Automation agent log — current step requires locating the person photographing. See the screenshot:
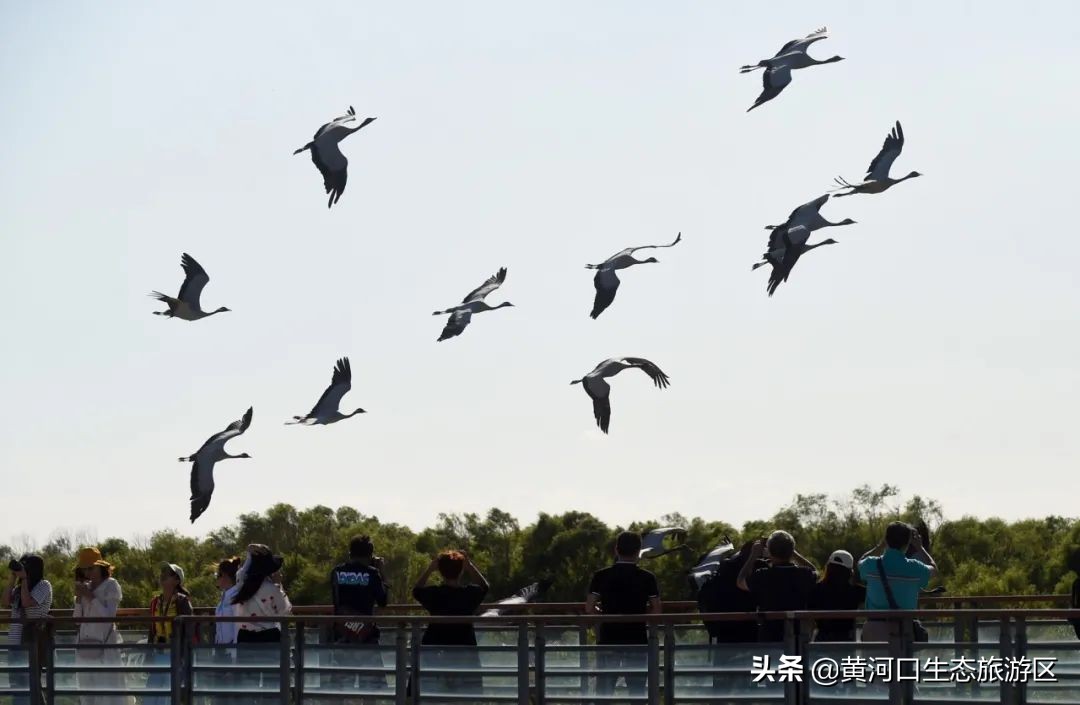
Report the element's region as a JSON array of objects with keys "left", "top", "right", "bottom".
[
  {"left": 2, "top": 555, "right": 53, "bottom": 705},
  {"left": 735, "top": 531, "right": 818, "bottom": 642}
]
